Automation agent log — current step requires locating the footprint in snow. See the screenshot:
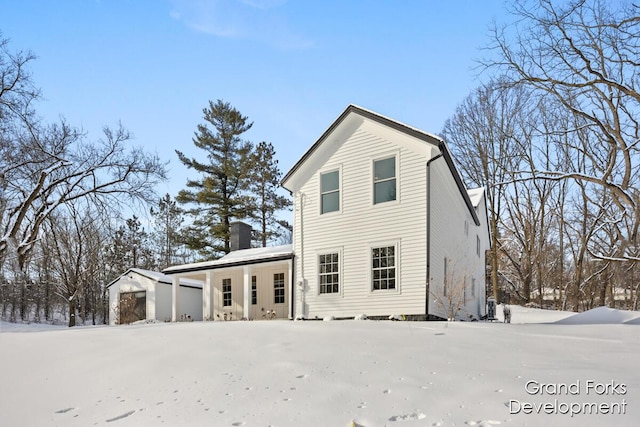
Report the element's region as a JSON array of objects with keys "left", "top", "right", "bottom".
[
  {"left": 465, "top": 421, "right": 502, "bottom": 426},
  {"left": 388, "top": 412, "right": 427, "bottom": 421},
  {"left": 55, "top": 407, "right": 75, "bottom": 414},
  {"left": 106, "top": 410, "right": 135, "bottom": 423}
]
